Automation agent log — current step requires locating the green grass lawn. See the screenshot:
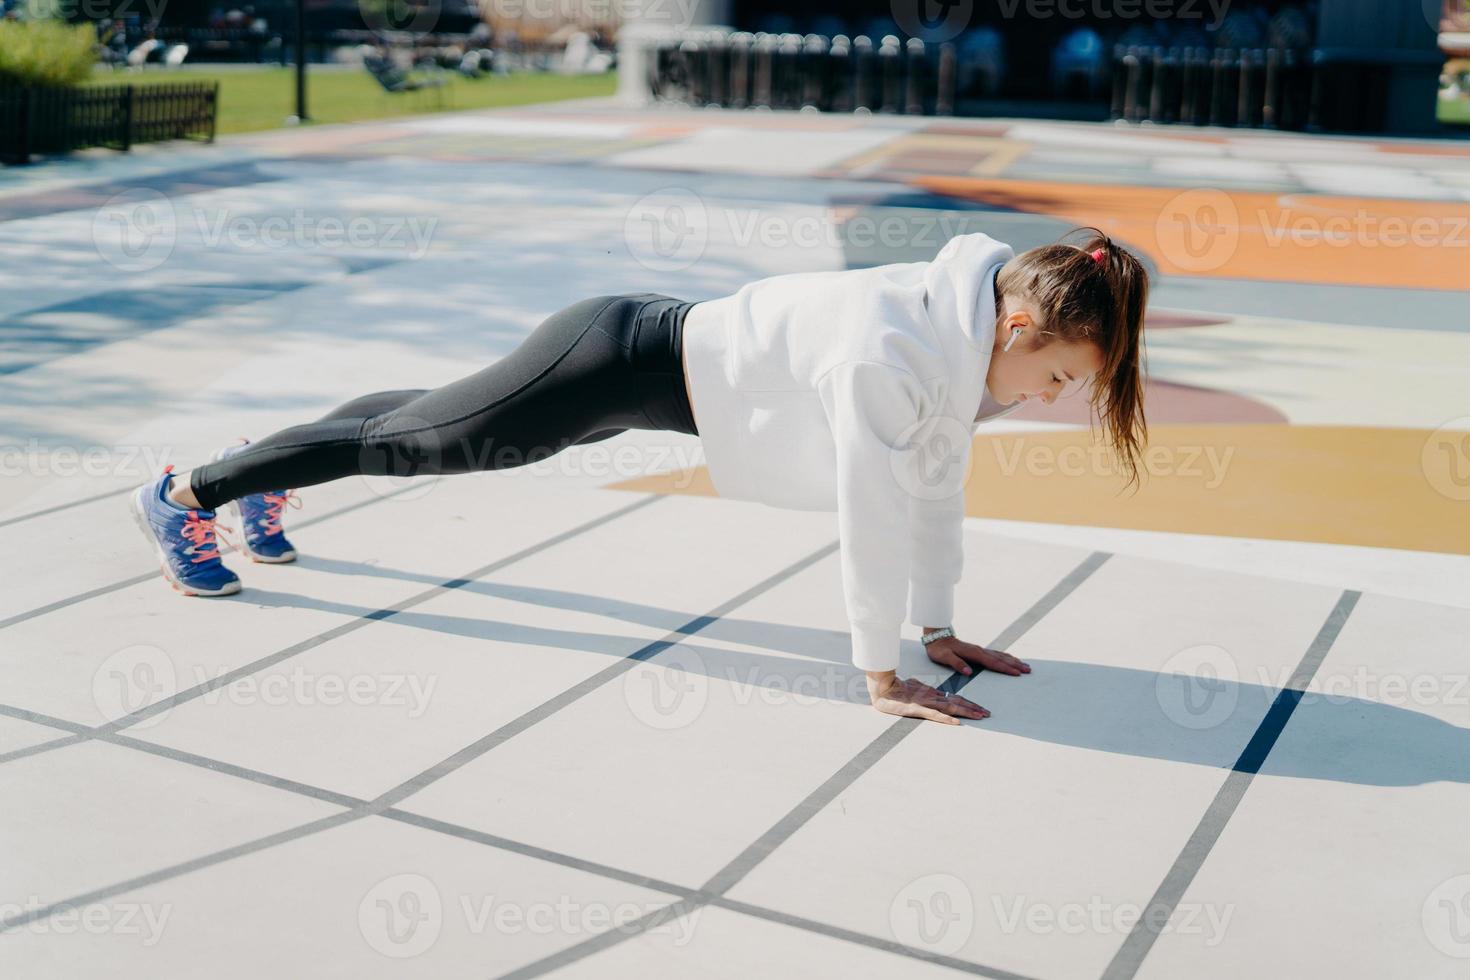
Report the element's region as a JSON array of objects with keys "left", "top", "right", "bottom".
[
  {"left": 1439, "top": 93, "right": 1470, "bottom": 126},
  {"left": 87, "top": 65, "right": 616, "bottom": 135}
]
